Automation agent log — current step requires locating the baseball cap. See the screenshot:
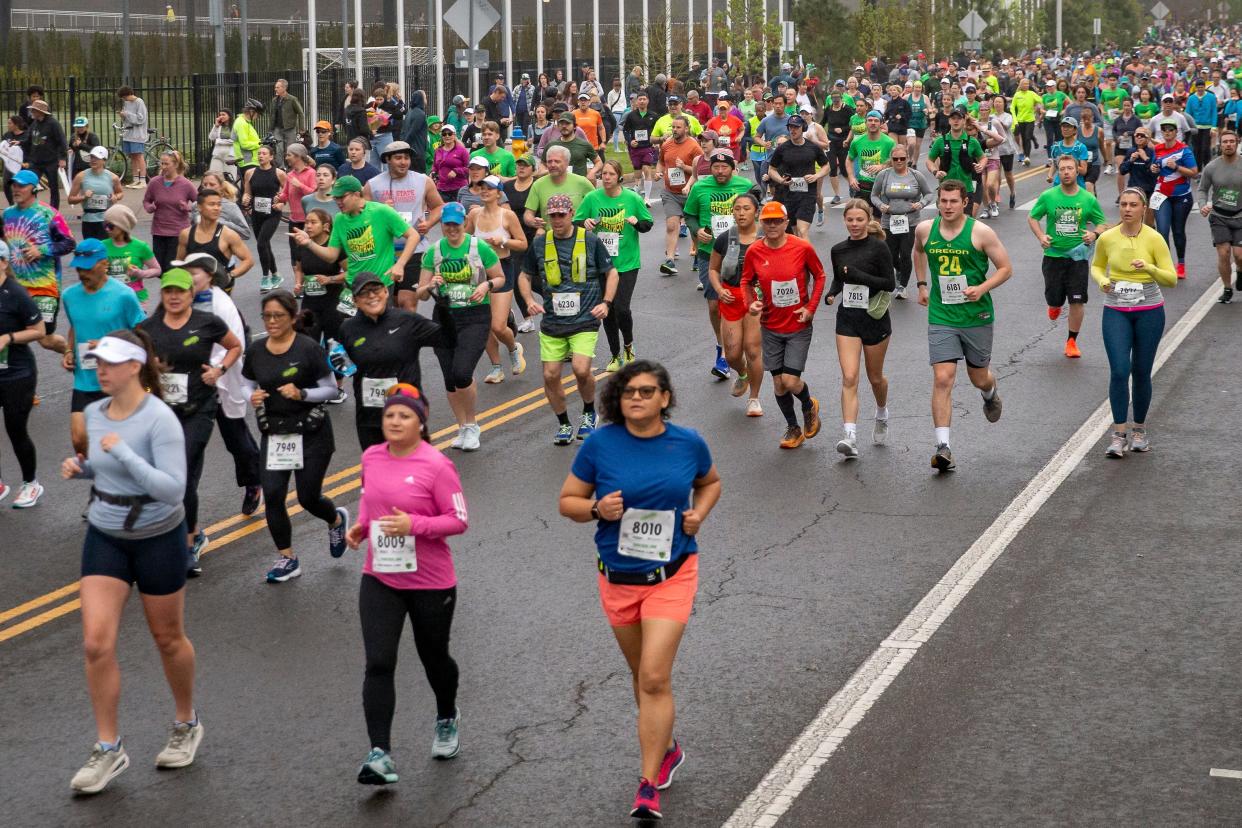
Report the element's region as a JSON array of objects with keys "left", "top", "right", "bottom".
[
  {"left": 468, "top": 155, "right": 491, "bottom": 168},
  {"left": 1046, "top": 79, "right": 1056, "bottom": 86},
  {"left": 787, "top": 114, "right": 807, "bottom": 129},
  {"left": 1159, "top": 117, "right": 1178, "bottom": 129},
  {"left": 546, "top": 193, "right": 574, "bottom": 215},
  {"left": 577, "top": 92, "right": 591, "bottom": 100},
  {"left": 171, "top": 252, "right": 221, "bottom": 282},
  {"left": 1060, "top": 116, "right": 1079, "bottom": 129},
  {"left": 708, "top": 149, "right": 736, "bottom": 167},
  {"left": 72, "top": 116, "right": 89, "bottom": 128},
  {"left": 521, "top": 73, "right": 530, "bottom": 80},
  {"left": 160, "top": 268, "right": 194, "bottom": 291},
  {"left": 481, "top": 175, "right": 503, "bottom": 189},
  {"left": 556, "top": 111, "right": 575, "bottom": 124},
  {"left": 329, "top": 176, "right": 363, "bottom": 197},
  {"left": 351, "top": 272, "right": 388, "bottom": 294},
  {"left": 70, "top": 238, "right": 109, "bottom": 269},
  {"left": 1161, "top": 93, "right": 1175, "bottom": 101},
  {"left": 88, "top": 146, "right": 109, "bottom": 160},
  {"left": 314, "top": 120, "right": 332, "bottom": 131},
  {"left": 941, "top": 78, "right": 952, "bottom": 85},
  {"left": 441, "top": 202, "right": 467, "bottom": 224},
  {"left": 11, "top": 169, "right": 39, "bottom": 188},
  {"left": 759, "top": 201, "right": 788, "bottom": 220},
  {"left": 515, "top": 153, "right": 536, "bottom": 167},
  {"left": 668, "top": 95, "right": 683, "bottom": 104},
  {"left": 439, "top": 124, "right": 457, "bottom": 134},
  {"left": 86, "top": 336, "right": 148, "bottom": 366},
  {"left": 699, "top": 129, "right": 720, "bottom": 143},
  {"left": 949, "top": 106, "right": 968, "bottom": 118}
]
